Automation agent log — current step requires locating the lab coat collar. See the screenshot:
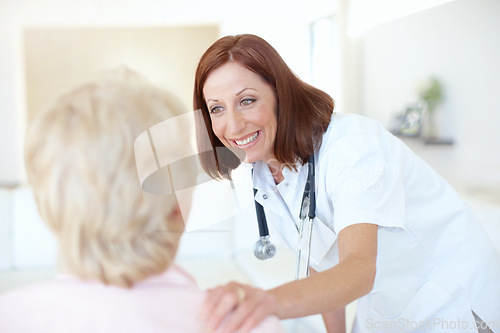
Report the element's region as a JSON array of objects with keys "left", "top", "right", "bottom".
[
  {"left": 252, "top": 160, "right": 306, "bottom": 192},
  {"left": 251, "top": 160, "right": 276, "bottom": 192},
  {"left": 252, "top": 161, "right": 294, "bottom": 221}
]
